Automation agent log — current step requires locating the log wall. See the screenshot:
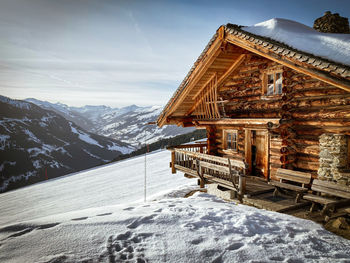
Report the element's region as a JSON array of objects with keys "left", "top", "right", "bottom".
[{"left": 208, "top": 55, "right": 350, "bottom": 181}]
